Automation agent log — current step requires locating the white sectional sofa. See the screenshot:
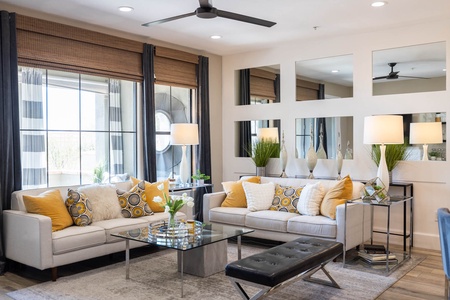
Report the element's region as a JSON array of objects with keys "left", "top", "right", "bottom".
[
  {"left": 203, "top": 176, "right": 370, "bottom": 252},
  {"left": 3, "top": 181, "right": 191, "bottom": 280}
]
